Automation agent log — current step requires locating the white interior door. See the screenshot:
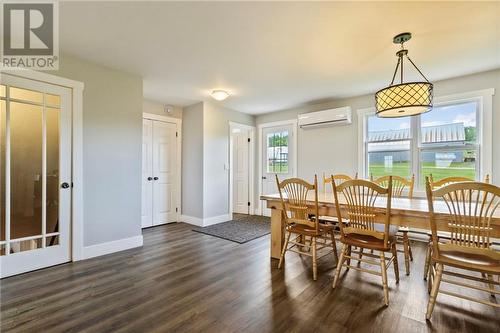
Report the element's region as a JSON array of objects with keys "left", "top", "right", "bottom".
[
  {"left": 0, "top": 74, "right": 72, "bottom": 278},
  {"left": 152, "top": 121, "right": 177, "bottom": 225},
  {"left": 141, "top": 119, "right": 153, "bottom": 228},
  {"left": 261, "top": 125, "right": 295, "bottom": 216},
  {"left": 233, "top": 129, "right": 250, "bottom": 214}
]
